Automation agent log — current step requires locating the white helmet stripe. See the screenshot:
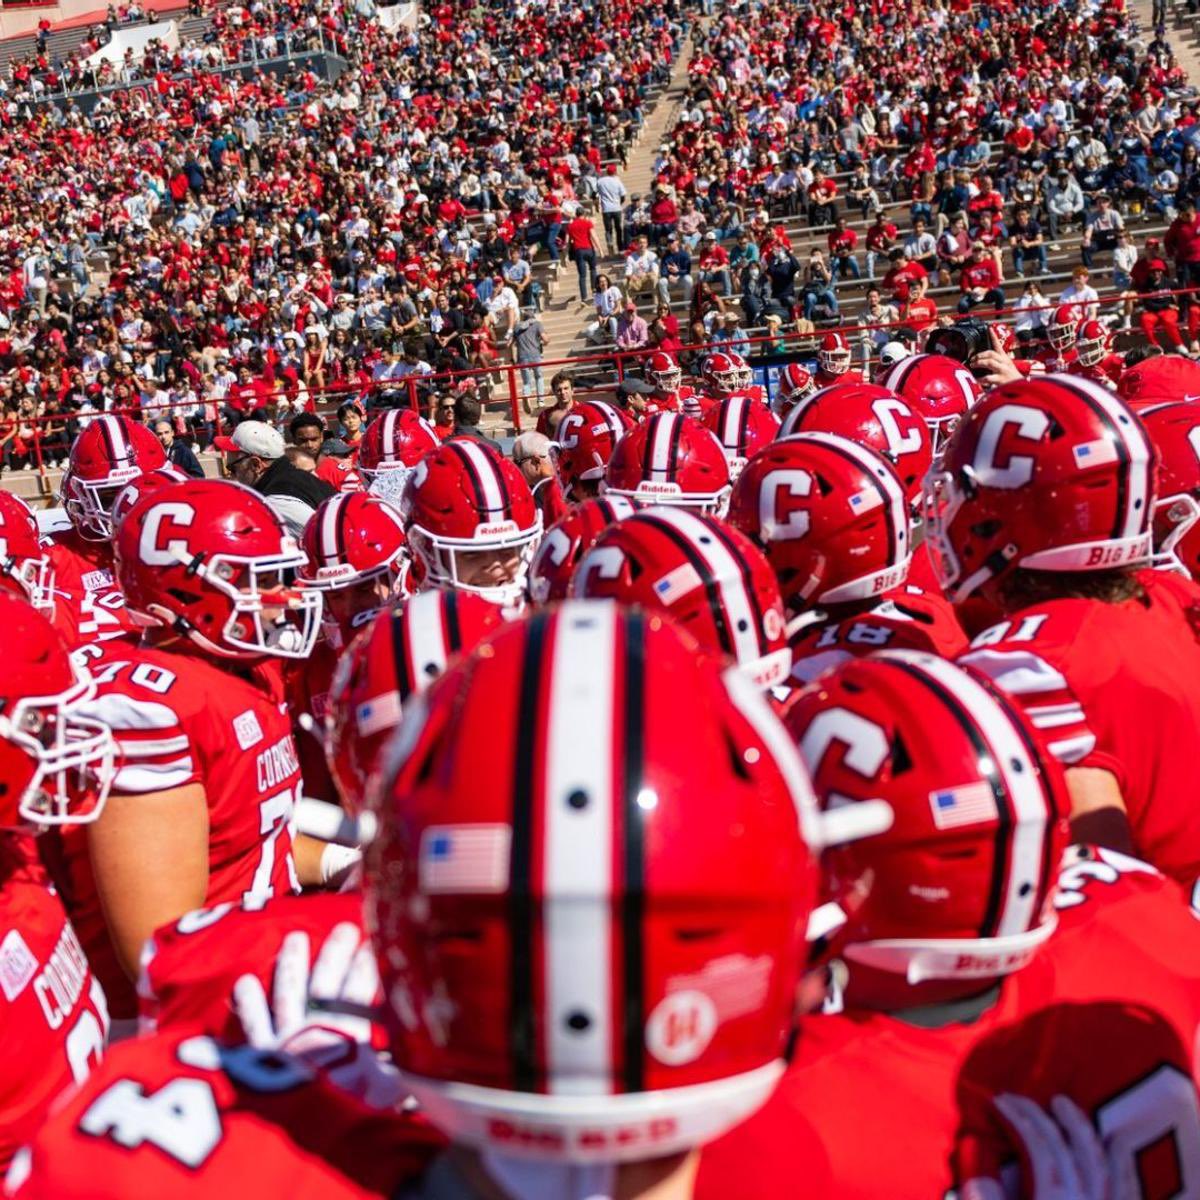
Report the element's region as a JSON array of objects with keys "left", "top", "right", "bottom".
[
  {"left": 791, "top": 431, "right": 909, "bottom": 557},
  {"left": 403, "top": 591, "right": 452, "bottom": 690},
  {"left": 382, "top": 409, "right": 400, "bottom": 460},
  {"left": 99, "top": 415, "right": 131, "bottom": 466},
  {"left": 646, "top": 506, "right": 761, "bottom": 667},
  {"left": 1049, "top": 374, "right": 1154, "bottom": 542},
  {"left": 882, "top": 651, "right": 1052, "bottom": 937},
  {"left": 648, "top": 413, "right": 679, "bottom": 480},
  {"left": 318, "top": 494, "right": 348, "bottom": 564},
  {"left": 594, "top": 402, "right": 624, "bottom": 440},
  {"left": 454, "top": 440, "right": 507, "bottom": 516},
  {"left": 721, "top": 396, "right": 749, "bottom": 453},
  {"left": 542, "top": 600, "right": 616, "bottom": 1095}
]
